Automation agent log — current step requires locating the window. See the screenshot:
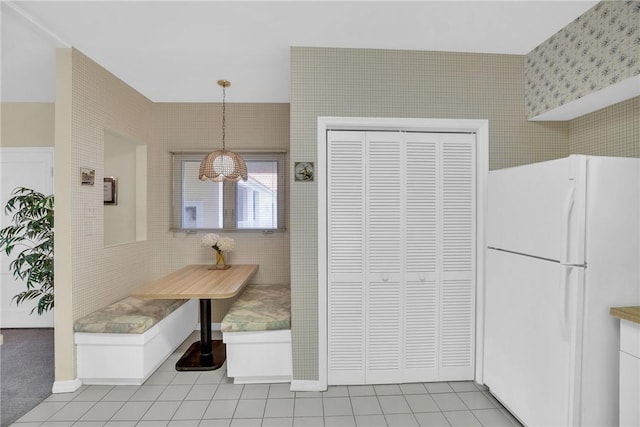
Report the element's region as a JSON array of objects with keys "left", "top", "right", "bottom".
[{"left": 172, "top": 152, "right": 286, "bottom": 231}]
